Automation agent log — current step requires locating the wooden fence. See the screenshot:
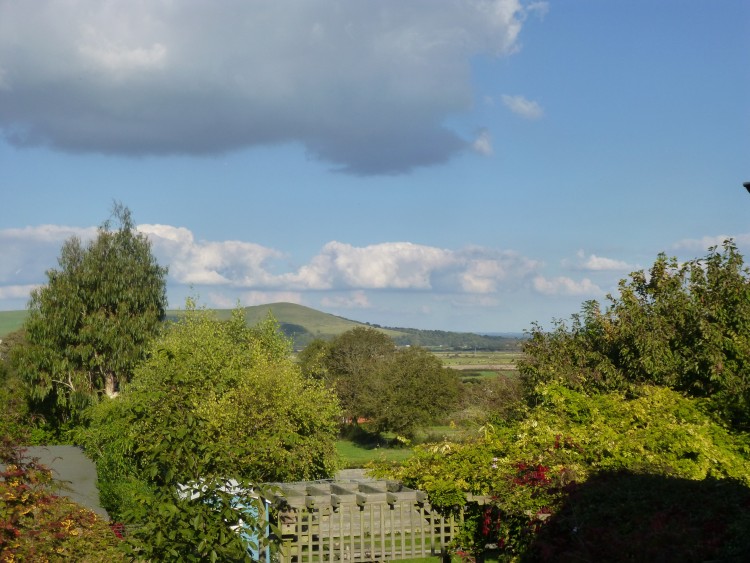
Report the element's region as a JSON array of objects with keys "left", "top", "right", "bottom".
[{"left": 272, "top": 478, "right": 458, "bottom": 562}]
